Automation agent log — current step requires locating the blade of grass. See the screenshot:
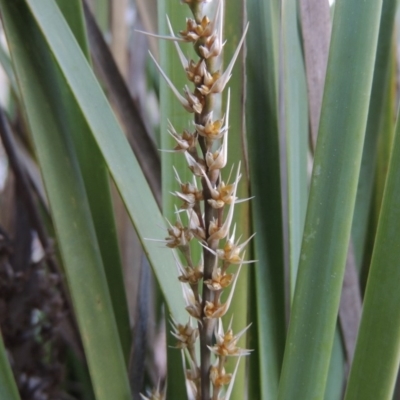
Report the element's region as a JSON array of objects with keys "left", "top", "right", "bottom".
[
  {"left": 277, "top": 0, "right": 383, "bottom": 398},
  {"left": 324, "top": 330, "right": 345, "bottom": 400},
  {"left": 0, "top": 332, "right": 20, "bottom": 400},
  {"left": 281, "top": 0, "right": 308, "bottom": 300},
  {"left": 359, "top": 62, "right": 396, "bottom": 291},
  {"left": 222, "top": 0, "right": 250, "bottom": 397},
  {"left": 351, "top": 0, "right": 397, "bottom": 272},
  {"left": 56, "top": 0, "right": 131, "bottom": 362},
  {"left": 0, "top": 1, "right": 132, "bottom": 398},
  {"left": 166, "top": 329, "right": 187, "bottom": 400},
  {"left": 246, "top": 266, "right": 261, "bottom": 400},
  {"left": 297, "top": 2, "right": 347, "bottom": 392},
  {"left": 55, "top": 0, "right": 89, "bottom": 54},
  {"left": 372, "top": 47, "right": 396, "bottom": 235},
  {"left": 344, "top": 85, "right": 400, "bottom": 400},
  {"left": 18, "top": 0, "right": 186, "bottom": 322},
  {"left": 246, "top": 0, "right": 286, "bottom": 398}
]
